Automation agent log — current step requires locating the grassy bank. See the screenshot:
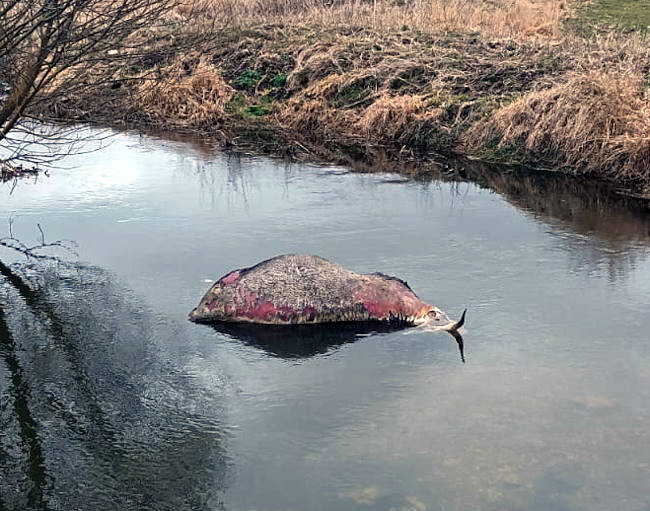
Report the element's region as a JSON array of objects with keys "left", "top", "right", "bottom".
[
  {"left": 38, "top": 0, "right": 650, "bottom": 196},
  {"left": 568, "top": 0, "right": 650, "bottom": 34}
]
